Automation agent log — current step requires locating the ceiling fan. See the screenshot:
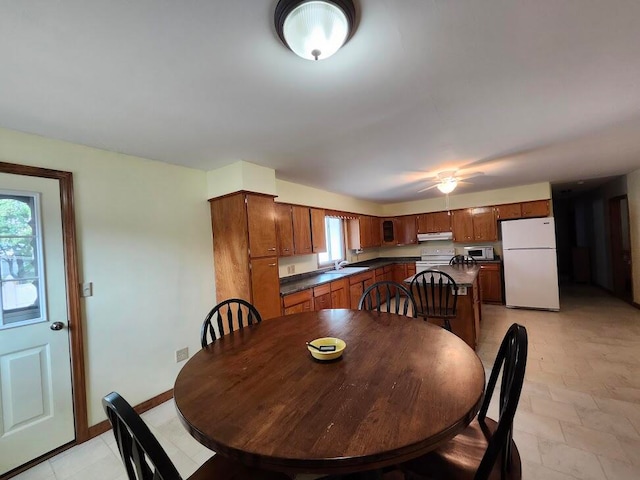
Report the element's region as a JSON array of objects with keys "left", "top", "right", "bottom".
[{"left": 417, "top": 170, "right": 484, "bottom": 194}]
